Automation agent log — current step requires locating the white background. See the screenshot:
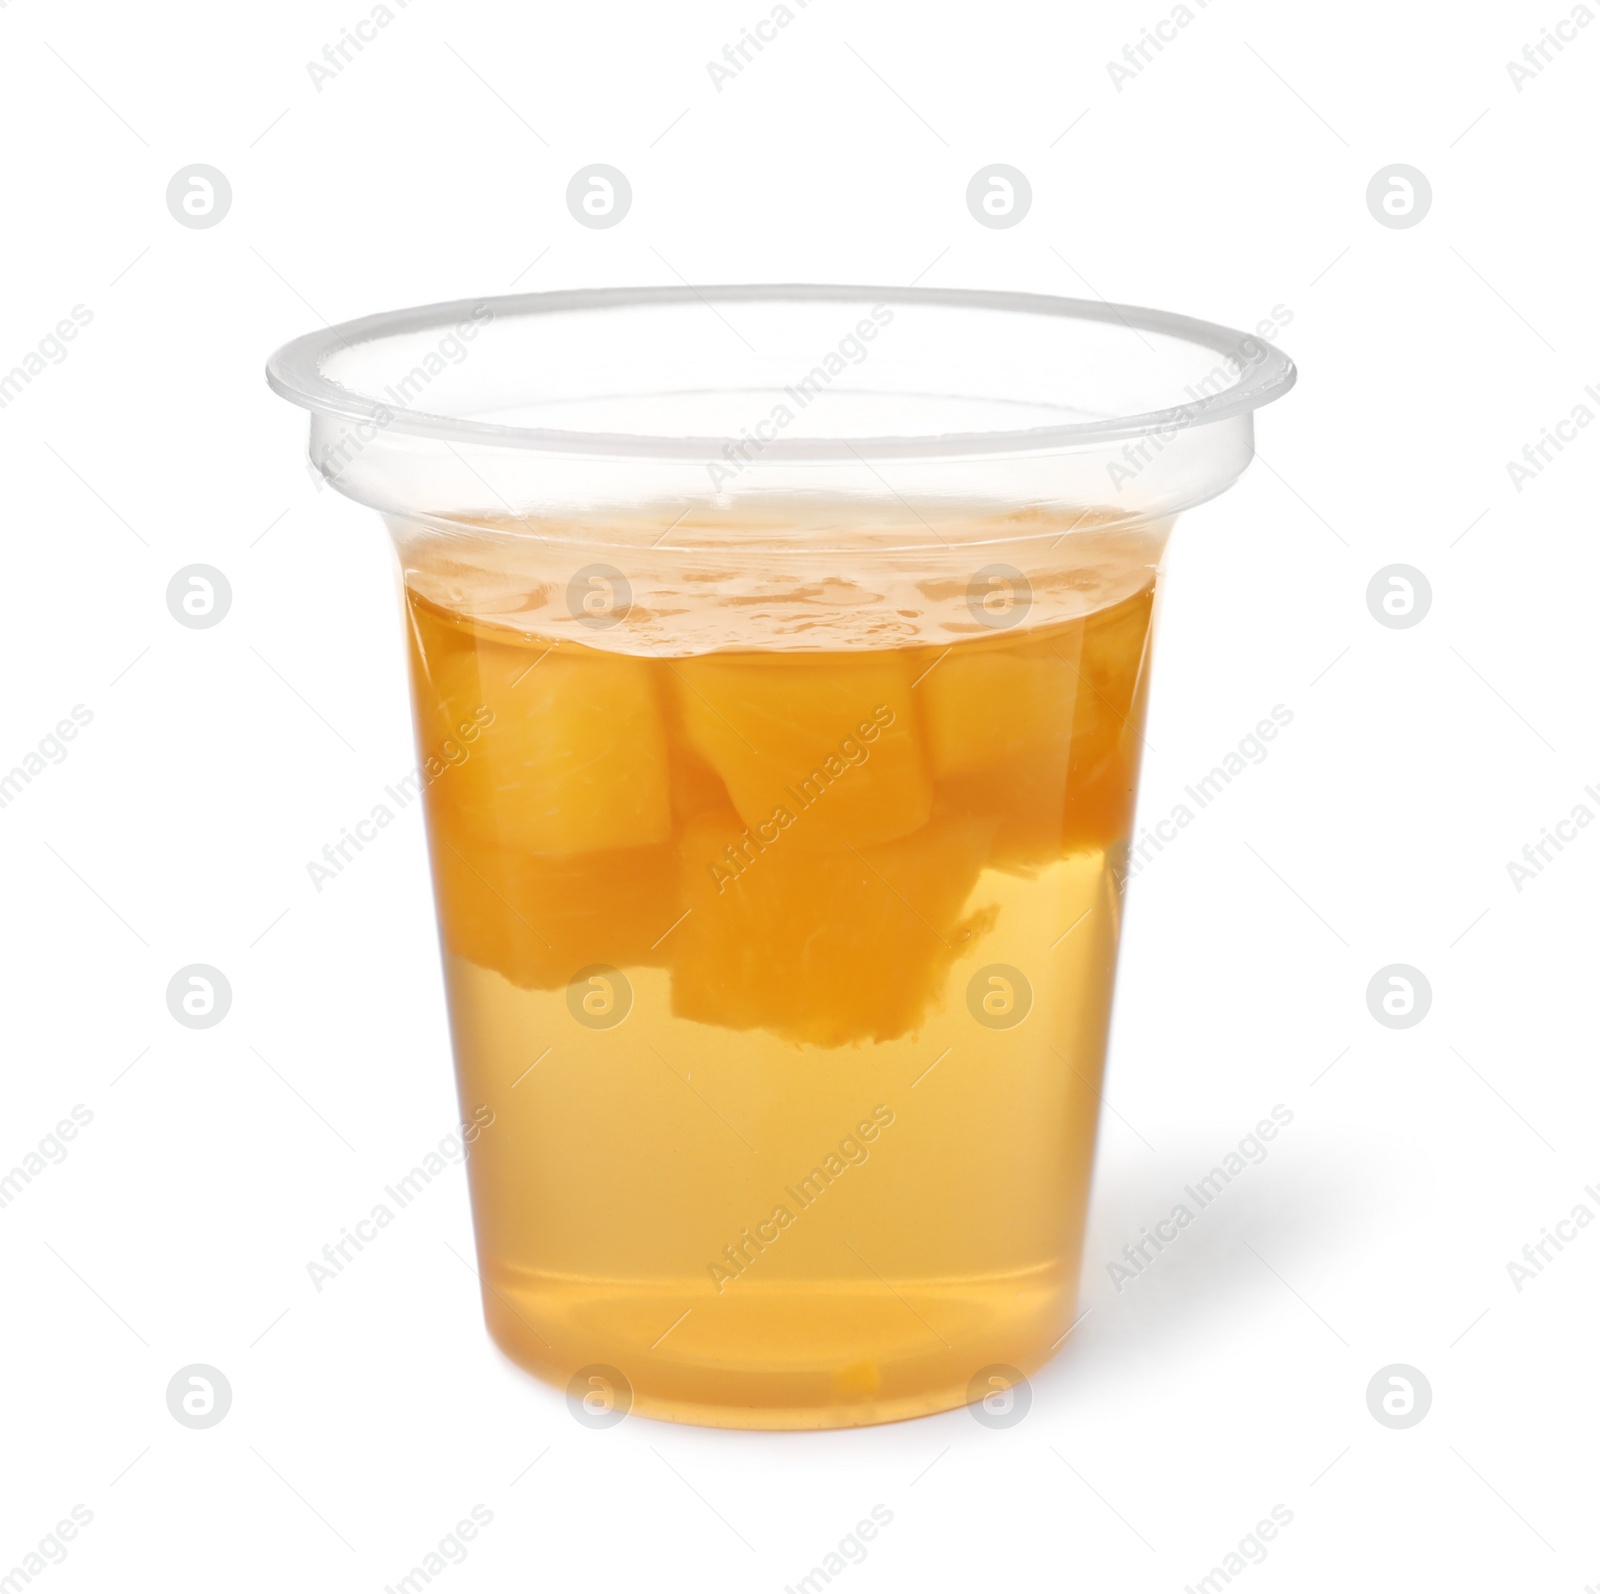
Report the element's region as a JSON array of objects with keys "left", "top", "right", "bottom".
[{"left": 2, "top": 0, "right": 1597, "bottom": 1589}]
